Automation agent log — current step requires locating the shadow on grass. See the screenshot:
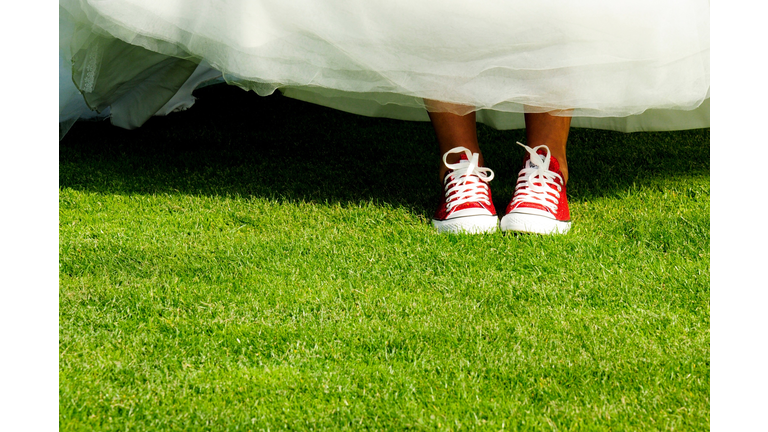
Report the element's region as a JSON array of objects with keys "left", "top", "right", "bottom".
[{"left": 60, "top": 84, "right": 710, "bottom": 218}]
